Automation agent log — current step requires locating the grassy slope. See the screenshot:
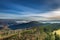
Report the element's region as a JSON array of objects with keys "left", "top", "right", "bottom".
[
  {"left": 0, "top": 26, "right": 60, "bottom": 40},
  {"left": 53, "top": 29, "right": 60, "bottom": 35}
]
